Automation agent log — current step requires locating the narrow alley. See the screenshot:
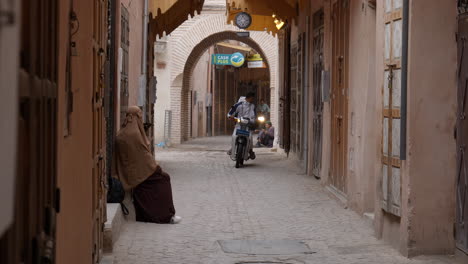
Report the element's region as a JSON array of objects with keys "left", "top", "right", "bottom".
[
  {"left": 111, "top": 137, "right": 456, "bottom": 264},
  {"left": 2, "top": 0, "right": 468, "bottom": 263}
]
